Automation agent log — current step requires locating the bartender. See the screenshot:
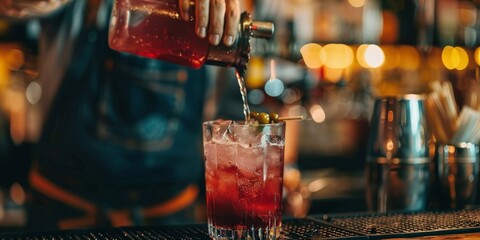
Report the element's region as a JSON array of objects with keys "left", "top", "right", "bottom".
[{"left": 0, "top": 0, "right": 241, "bottom": 230}]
